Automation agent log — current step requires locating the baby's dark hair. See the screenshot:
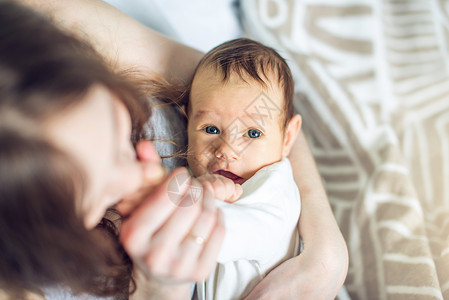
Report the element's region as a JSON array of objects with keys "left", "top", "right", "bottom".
[{"left": 193, "top": 38, "right": 295, "bottom": 129}]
